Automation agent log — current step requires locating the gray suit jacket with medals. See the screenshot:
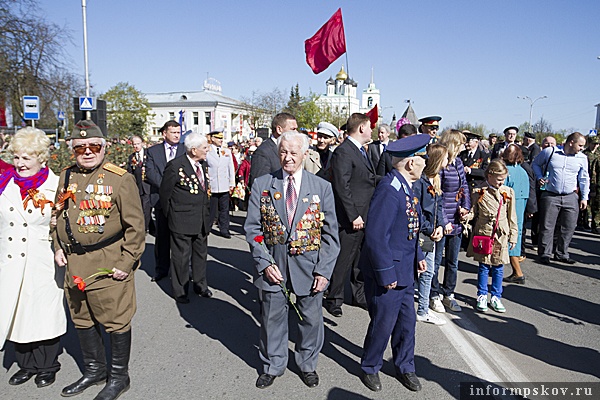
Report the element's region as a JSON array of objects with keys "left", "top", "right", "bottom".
[{"left": 245, "top": 169, "right": 340, "bottom": 296}]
